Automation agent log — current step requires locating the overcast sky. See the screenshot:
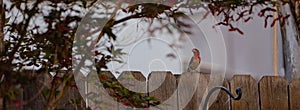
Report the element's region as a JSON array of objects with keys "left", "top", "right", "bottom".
[
  {"left": 104, "top": 6, "right": 284, "bottom": 80},
  {"left": 5, "top": 0, "right": 283, "bottom": 80}
]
